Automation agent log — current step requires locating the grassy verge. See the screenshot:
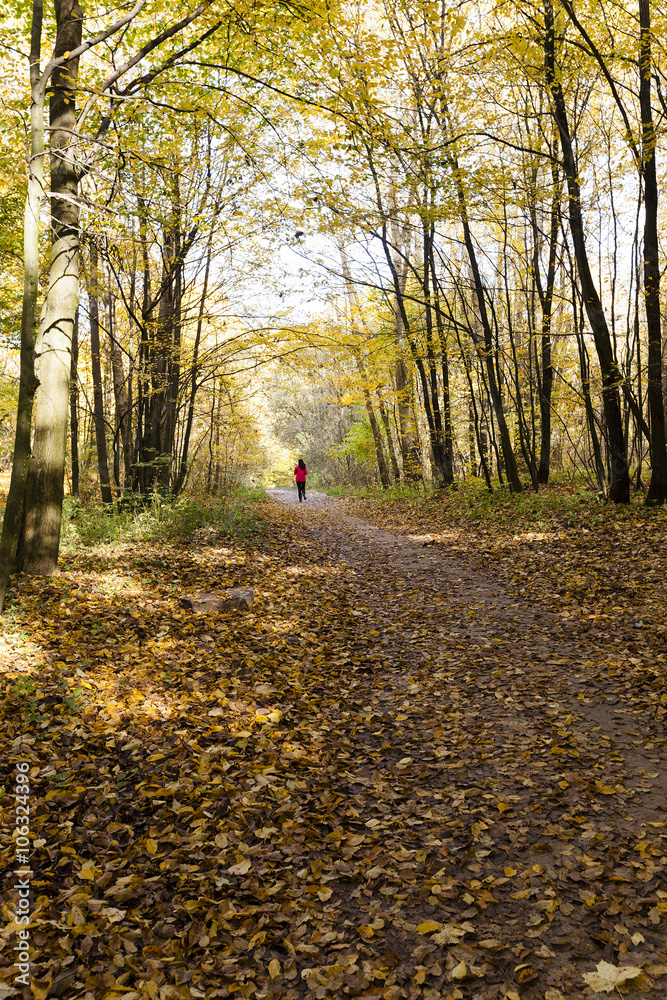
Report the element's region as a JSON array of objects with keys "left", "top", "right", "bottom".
[
  {"left": 326, "top": 476, "right": 667, "bottom": 531},
  {"left": 60, "top": 486, "right": 270, "bottom": 551}
]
